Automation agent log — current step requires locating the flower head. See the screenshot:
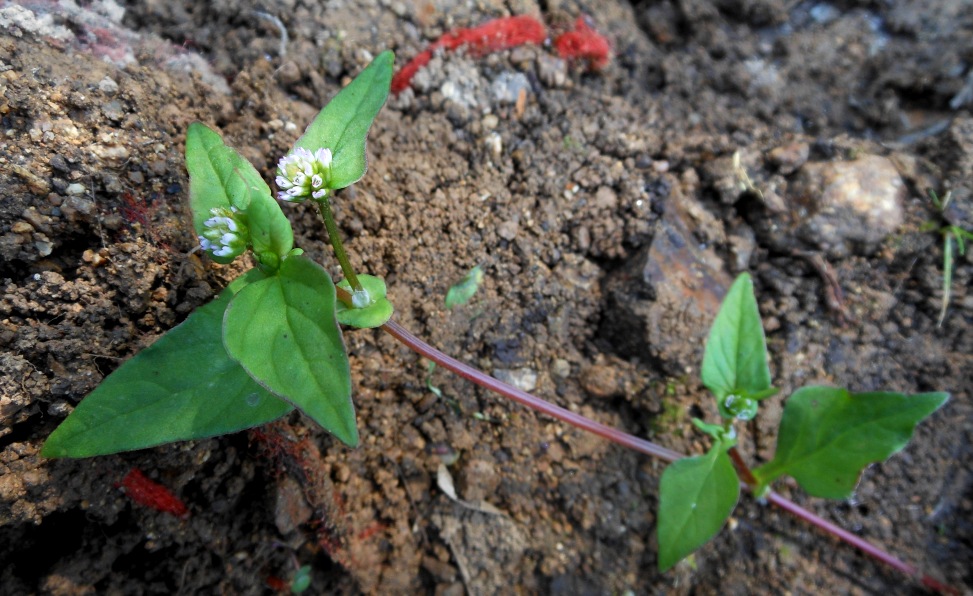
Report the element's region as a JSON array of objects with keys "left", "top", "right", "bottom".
[
  {"left": 199, "top": 206, "right": 249, "bottom": 259},
  {"left": 275, "top": 147, "right": 333, "bottom": 202}
]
